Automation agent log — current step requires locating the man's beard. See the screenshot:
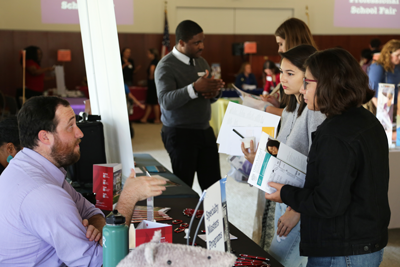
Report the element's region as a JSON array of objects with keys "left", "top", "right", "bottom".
[{"left": 50, "top": 134, "right": 81, "bottom": 168}]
